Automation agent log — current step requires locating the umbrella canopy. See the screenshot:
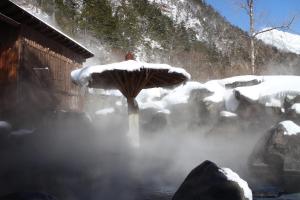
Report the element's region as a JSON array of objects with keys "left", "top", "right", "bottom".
[{"left": 71, "top": 60, "right": 190, "bottom": 99}]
